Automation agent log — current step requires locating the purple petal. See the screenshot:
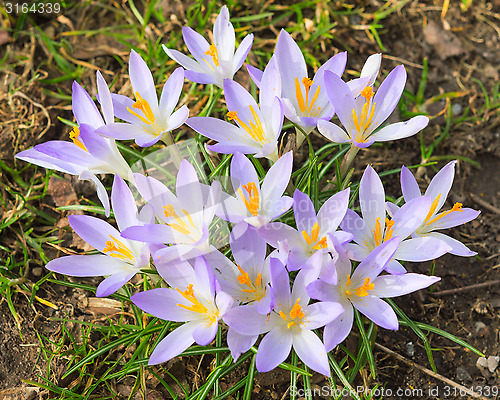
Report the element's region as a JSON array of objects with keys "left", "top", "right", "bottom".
[
  {"left": 46, "top": 254, "right": 127, "bottom": 277},
  {"left": 323, "top": 301, "right": 353, "bottom": 351},
  {"left": 293, "top": 189, "right": 317, "bottom": 234},
  {"left": 233, "top": 34, "right": 254, "bottom": 74},
  {"left": 68, "top": 214, "right": 120, "bottom": 252},
  {"left": 15, "top": 146, "right": 84, "bottom": 175},
  {"left": 96, "top": 71, "right": 114, "bottom": 125},
  {"left": 359, "top": 165, "right": 386, "bottom": 230},
  {"left": 307, "top": 280, "right": 341, "bottom": 303},
  {"left": 400, "top": 166, "right": 421, "bottom": 202},
  {"left": 293, "top": 329, "right": 330, "bottom": 376},
  {"left": 227, "top": 329, "right": 257, "bottom": 361},
  {"left": 270, "top": 257, "right": 292, "bottom": 310},
  {"left": 351, "top": 295, "right": 398, "bottom": 330},
  {"left": 79, "top": 171, "right": 111, "bottom": 217},
  {"left": 224, "top": 304, "right": 270, "bottom": 335},
  {"left": 148, "top": 321, "right": 197, "bottom": 365},
  {"left": 317, "top": 120, "right": 351, "bottom": 143},
  {"left": 317, "top": 188, "right": 350, "bottom": 233},
  {"left": 223, "top": 79, "right": 262, "bottom": 130},
  {"left": 246, "top": 64, "right": 263, "bottom": 88},
  {"left": 426, "top": 231, "right": 476, "bottom": 257},
  {"left": 372, "top": 273, "right": 440, "bottom": 298},
  {"left": 391, "top": 196, "right": 432, "bottom": 239},
  {"left": 384, "top": 259, "right": 407, "bottom": 275},
  {"left": 131, "top": 288, "right": 194, "bottom": 321},
  {"left": 359, "top": 53, "right": 381, "bottom": 86},
  {"left": 424, "top": 161, "right": 456, "bottom": 212},
  {"left": 340, "top": 209, "right": 371, "bottom": 246},
  {"left": 230, "top": 223, "right": 266, "bottom": 270},
  {"left": 303, "top": 301, "right": 344, "bottom": 330},
  {"left": 163, "top": 45, "right": 205, "bottom": 73},
  {"left": 96, "top": 271, "right": 136, "bottom": 297},
  {"left": 182, "top": 26, "right": 211, "bottom": 64},
  {"left": 261, "top": 151, "right": 293, "bottom": 208},
  {"left": 176, "top": 159, "right": 203, "bottom": 214},
  {"left": 256, "top": 328, "right": 293, "bottom": 373},
  {"left": 111, "top": 175, "right": 138, "bottom": 231},
  {"left": 129, "top": 50, "right": 158, "bottom": 114},
  {"left": 187, "top": 117, "right": 246, "bottom": 143},
  {"left": 159, "top": 67, "right": 185, "bottom": 116},
  {"left": 372, "top": 115, "right": 429, "bottom": 142},
  {"left": 371, "top": 65, "right": 406, "bottom": 127},
  {"left": 323, "top": 70, "right": 356, "bottom": 133},
  {"left": 395, "top": 236, "right": 450, "bottom": 261},
  {"left": 71, "top": 81, "right": 104, "bottom": 129},
  {"left": 351, "top": 237, "right": 400, "bottom": 283},
  {"left": 427, "top": 208, "right": 480, "bottom": 230},
  {"left": 184, "top": 70, "right": 219, "bottom": 85},
  {"left": 193, "top": 320, "right": 218, "bottom": 346},
  {"left": 121, "top": 224, "right": 175, "bottom": 244}
]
